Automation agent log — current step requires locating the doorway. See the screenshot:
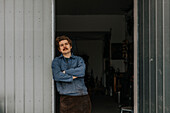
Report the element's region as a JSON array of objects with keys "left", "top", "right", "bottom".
[{"left": 54, "top": 0, "right": 134, "bottom": 113}]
